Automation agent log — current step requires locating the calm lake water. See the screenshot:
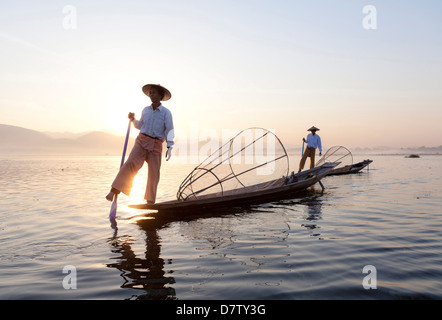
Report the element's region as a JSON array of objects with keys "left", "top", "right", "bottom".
[{"left": 1, "top": 154, "right": 441, "bottom": 300}]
